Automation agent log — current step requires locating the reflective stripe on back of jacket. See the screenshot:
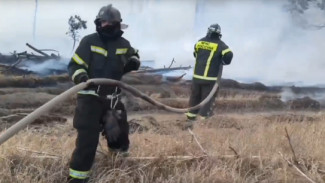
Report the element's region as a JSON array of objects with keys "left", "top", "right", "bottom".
[{"left": 193, "top": 36, "right": 231, "bottom": 83}]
